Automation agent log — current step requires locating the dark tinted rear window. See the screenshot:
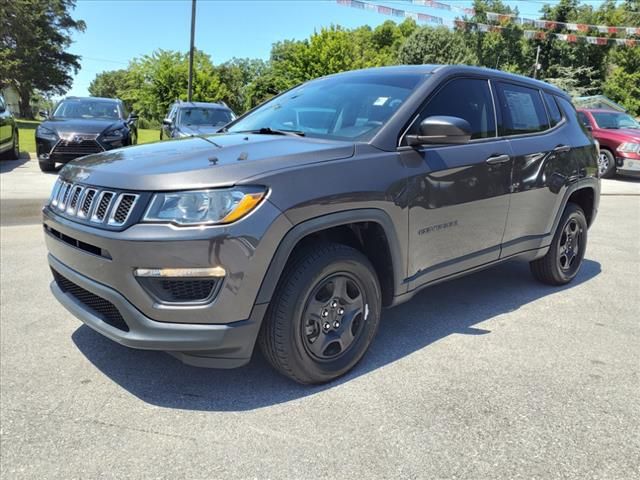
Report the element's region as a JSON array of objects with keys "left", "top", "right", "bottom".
[
  {"left": 577, "top": 111, "right": 590, "bottom": 127},
  {"left": 496, "top": 83, "right": 549, "bottom": 135},
  {"left": 544, "top": 92, "right": 563, "bottom": 127},
  {"left": 413, "top": 78, "right": 496, "bottom": 140}
]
